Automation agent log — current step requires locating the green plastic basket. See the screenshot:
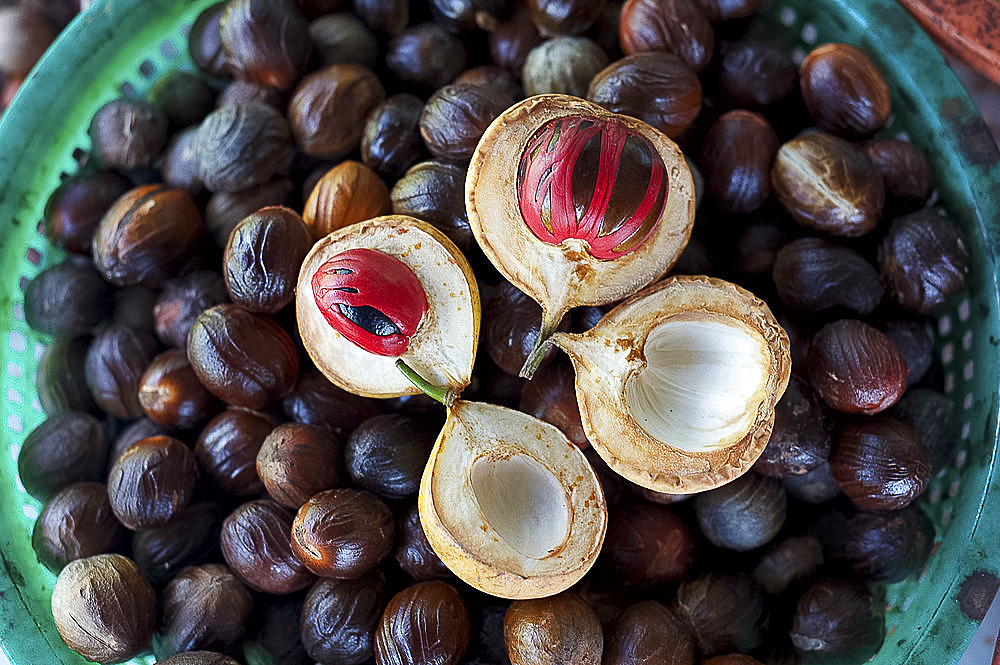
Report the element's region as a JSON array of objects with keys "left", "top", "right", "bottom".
[{"left": 1, "top": 0, "right": 998, "bottom": 663}]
